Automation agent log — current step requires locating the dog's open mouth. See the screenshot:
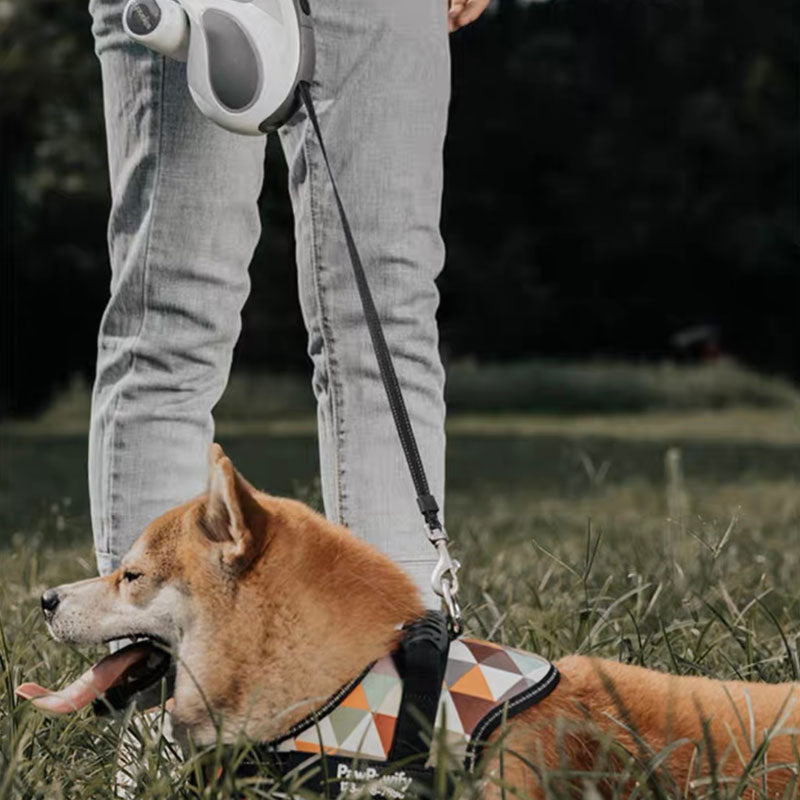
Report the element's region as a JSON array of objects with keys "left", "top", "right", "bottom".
[{"left": 15, "top": 638, "right": 172, "bottom": 716}]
